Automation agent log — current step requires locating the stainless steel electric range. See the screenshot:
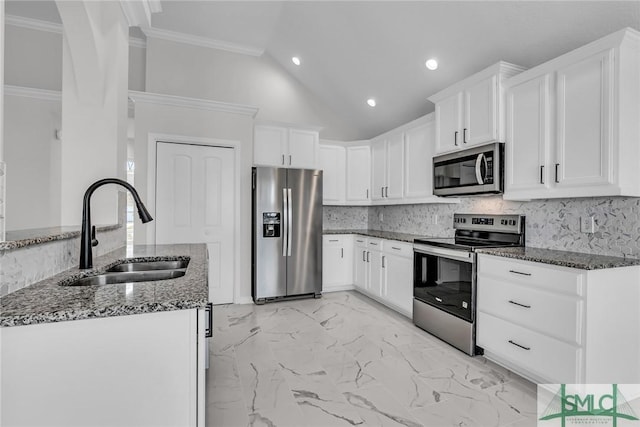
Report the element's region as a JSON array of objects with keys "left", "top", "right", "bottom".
[{"left": 413, "top": 213, "right": 525, "bottom": 356}]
